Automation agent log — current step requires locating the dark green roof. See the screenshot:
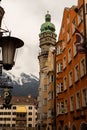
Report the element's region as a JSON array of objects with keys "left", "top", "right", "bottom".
[{"left": 40, "top": 11, "right": 55, "bottom": 33}]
